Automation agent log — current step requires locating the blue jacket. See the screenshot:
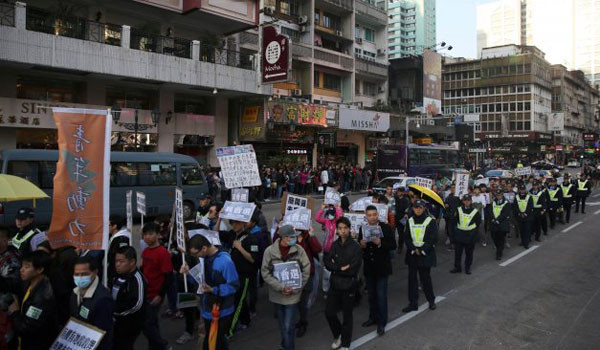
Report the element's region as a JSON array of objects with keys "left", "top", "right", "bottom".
[{"left": 200, "top": 250, "right": 239, "bottom": 320}]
